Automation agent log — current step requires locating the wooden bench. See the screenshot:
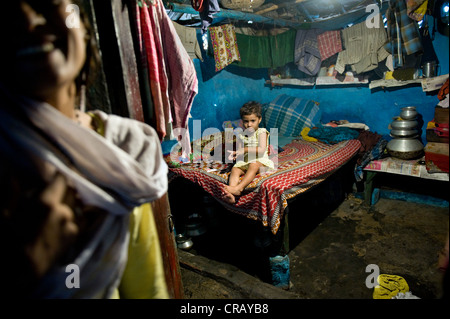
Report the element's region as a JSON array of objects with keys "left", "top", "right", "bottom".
[{"left": 363, "top": 156, "right": 449, "bottom": 206}]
